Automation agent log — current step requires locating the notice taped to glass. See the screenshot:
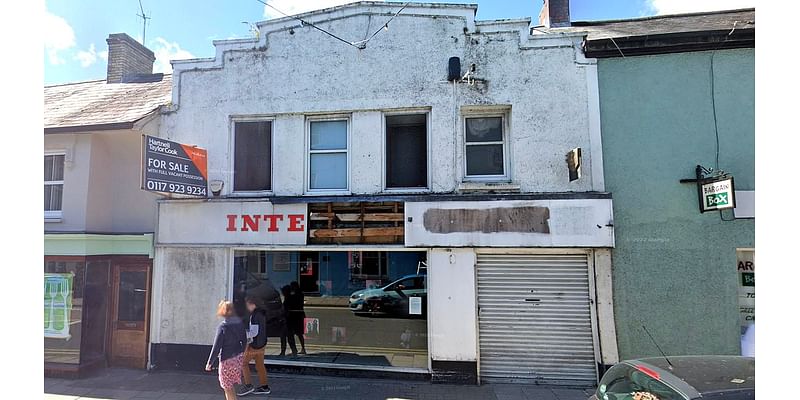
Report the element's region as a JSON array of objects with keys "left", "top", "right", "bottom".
[{"left": 142, "top": 135, "right": 208, "bottom": 197}]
